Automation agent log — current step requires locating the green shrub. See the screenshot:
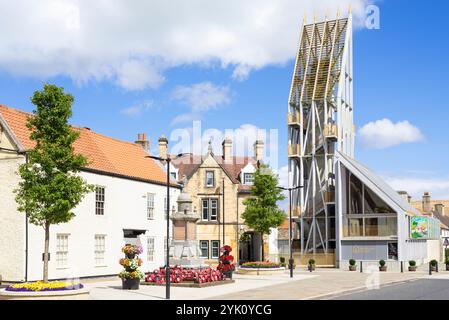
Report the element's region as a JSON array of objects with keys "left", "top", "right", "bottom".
[
  {"left": 279, "top": 257, "right": 286, "bottom": 264},
  {"left": 430, "top": 260, "right": 438, "bottom": 267},
  {"left": 445, "top": 257, "right": 449, "bottom": 265},
  {"left": 349, "top": 259, "right": 356, "bottom": 266},
  {"left": 379, "top": 260, "right": 386, "bottom": 267},
  {"left": 308, "top": 259, "right": 316, "bottom": 266},
  {"left": 409, "top": 260, "right": 416, "bottom": 267}
]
